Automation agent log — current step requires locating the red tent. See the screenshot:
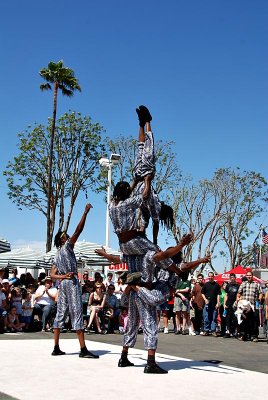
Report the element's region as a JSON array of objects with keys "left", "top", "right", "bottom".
[{"left": 206, "top": 265, "right": 264, "bottom": 285}]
